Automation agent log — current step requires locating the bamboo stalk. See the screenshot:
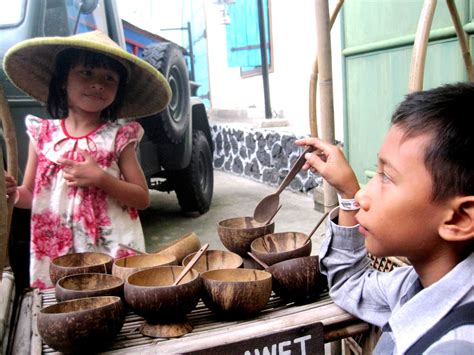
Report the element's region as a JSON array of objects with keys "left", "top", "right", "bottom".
[
  {"left": 315, "top": 0, "right": 338, "bottom": 211},
  {"left": 409, "top": 0, "right": 437, "bottom": 92},
  {"left": 446, "top": 0, "right": 474, "bottom": 82},
  {"left": 309, "top": 0, "right": 344, "bottom": 138},
  {"left": 0, "top": 84, "right": 18, "bottom": 278},
  {"left": 0, "top": 150, "right": 7, "bottom": 281}
]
